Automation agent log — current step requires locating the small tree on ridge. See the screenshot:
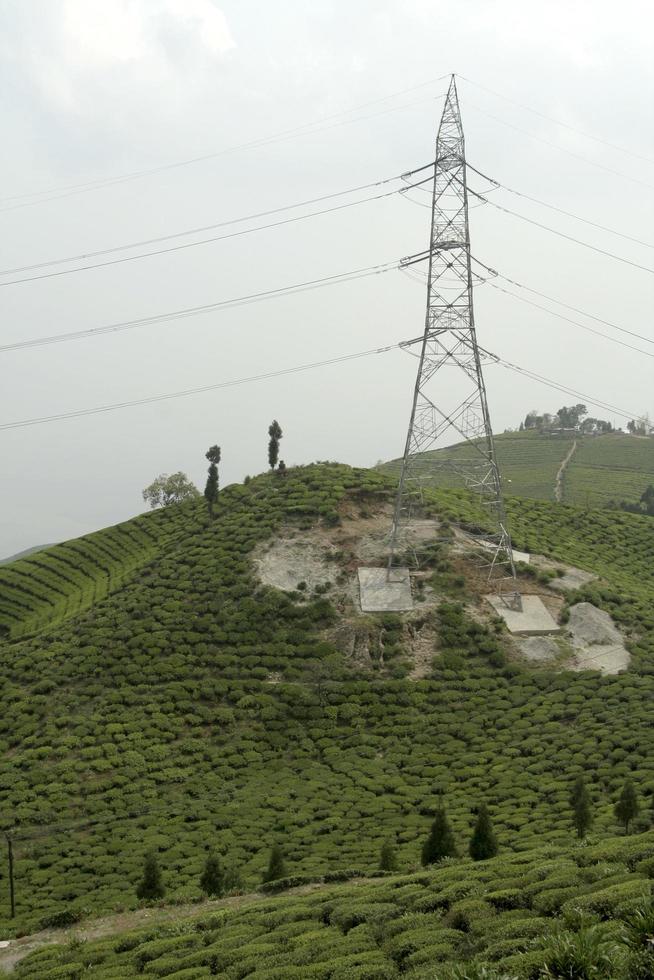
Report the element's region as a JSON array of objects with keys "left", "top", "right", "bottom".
[
  {"left": 570, "top": 775, "right": 593, "bottom": 839},
  {"left": 263, "top": 843, "right": 286, "bottom": 883},
  {"left": 615, "top": 779, "right": 639, "bottom": 834},
  {"left": 469, "top": 804, "right": 498, "bottom": 861},
  {"left": 200, "top": 851, "right": 225, "bottom": 897},
  {"left": 204, "top": 445, "right": 221, "bottom": 517},
  {"left": 268, "top": 420, "right": 283, "bottom": 470},
  {"left": 136, "top": 852, "right": 165, "bottom": 901},
  {"left": 421, "top": 805, "right": 458, "bottom": 866}
]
